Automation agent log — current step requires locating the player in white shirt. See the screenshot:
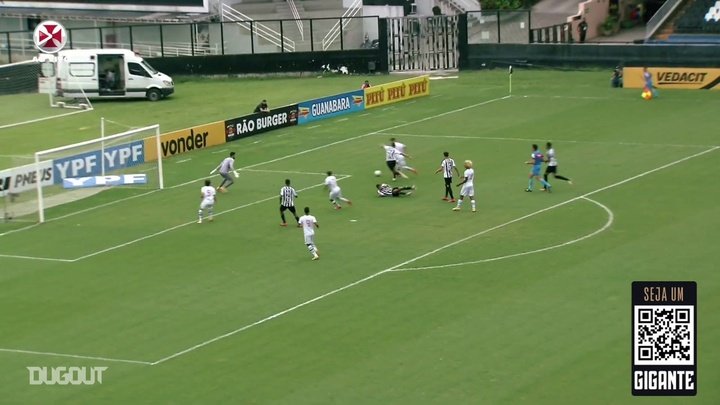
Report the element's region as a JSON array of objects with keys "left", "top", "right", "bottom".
[
  {"left": 452, "top": 160, "right": 476, "bottom": 212},
  {"left": 543, "top": 142, "right": 572, "bottom": 187},
  {"left": 382, "top": 144, "right": 408, "bottom": 181},
  {"left": 198, "top": 179, "right": 217, "bottom": 223},
  {"left": 215, "top": 151, "right": 237, "bottom": 192},
  {"left": 390, "top": 137, "right": 417, "bottom": 176},
  {"left": 324, "top": 171, "right": 352, "bottom": 210},
  {"left": 298, "top": 206, "right": 320, "bottom": 260}
]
